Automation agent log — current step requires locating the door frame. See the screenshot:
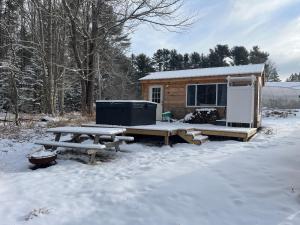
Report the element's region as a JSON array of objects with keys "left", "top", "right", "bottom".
[{"left": 149, "top": 85, "right": 164, "bottom": 120}]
